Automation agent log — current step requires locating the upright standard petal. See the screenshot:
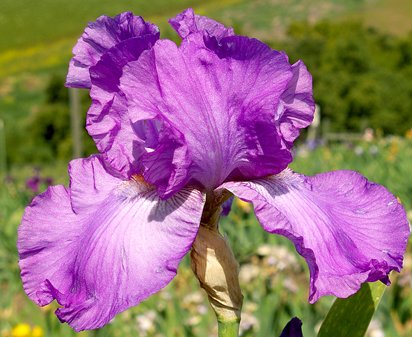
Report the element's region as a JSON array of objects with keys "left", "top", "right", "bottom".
[
  {"left": 66, "top": 12, "right": 159, "bottom": 88},
  {"left": 120, "top": 33, "right": 313, "bottom": 197},
  {"left": 86, "top": 35, "right": 159, "bottom": 176},
  {"left": 18, "top": 155, "right": 205, "bottom": 331},
  {"left": 277, "top": 60, "right": 314, "bottom": 144},
  {"left": 169, "top": 8, "right": 234, "bottom": 40},
  {"left": 220, "top": 169, "right": 410, "bottom": 303}
]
